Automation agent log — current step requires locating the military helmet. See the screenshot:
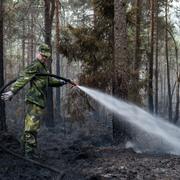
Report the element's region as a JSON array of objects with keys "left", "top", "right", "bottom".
[{"left": 38, "top": 43, "right": 51, "bottom": 58}]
